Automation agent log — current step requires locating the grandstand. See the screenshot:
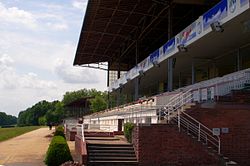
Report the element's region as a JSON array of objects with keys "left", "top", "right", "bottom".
[{"left": 73, "top": 0, "right": 250, "bottom": 165}]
